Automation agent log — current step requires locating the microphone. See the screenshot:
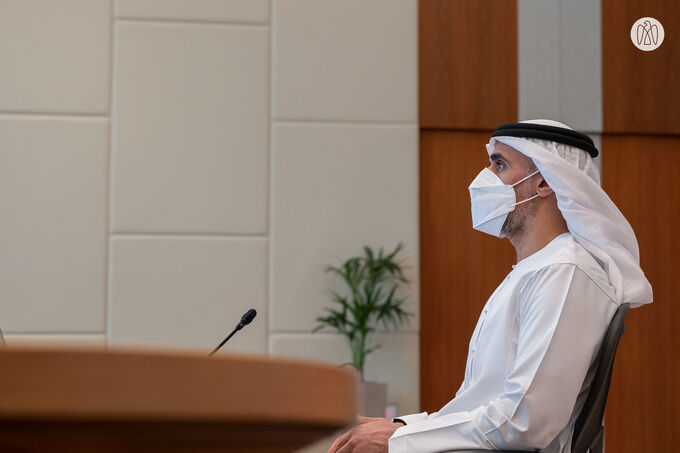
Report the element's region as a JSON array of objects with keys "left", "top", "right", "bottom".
[{"left": 210, "top": 309, "right": 257, "bottom": 356}]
